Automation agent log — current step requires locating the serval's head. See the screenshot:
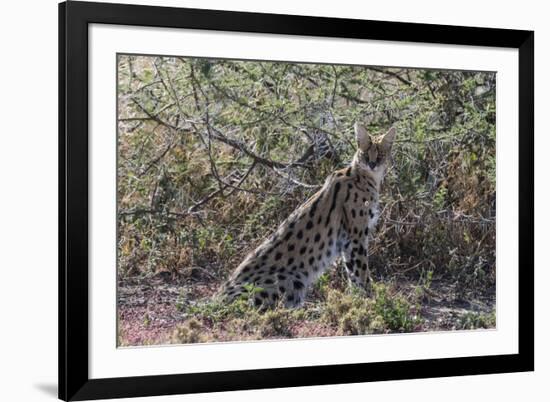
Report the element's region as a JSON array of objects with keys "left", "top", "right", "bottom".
[{"left": 352, "top": 122, "right": 396, "bottom": 182}]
